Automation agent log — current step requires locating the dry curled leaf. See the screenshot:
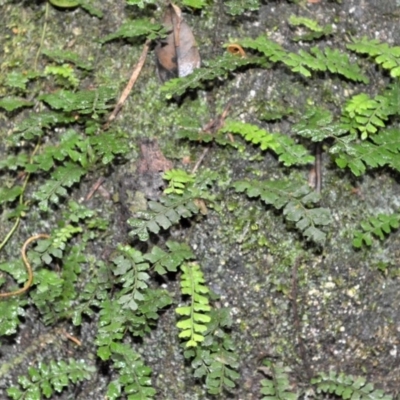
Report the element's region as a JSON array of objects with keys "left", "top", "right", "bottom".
[
  {"left": 155, "top": 3, "right": 201, "bottom": 82},
  {"left": 227, "top": 44, "right": 246, "bottom": 57}
]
